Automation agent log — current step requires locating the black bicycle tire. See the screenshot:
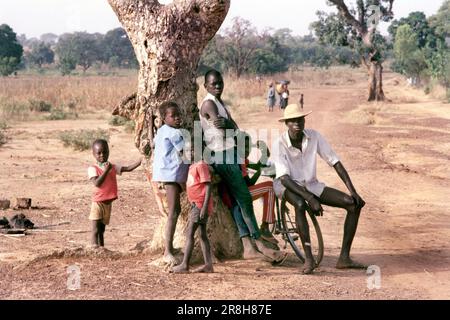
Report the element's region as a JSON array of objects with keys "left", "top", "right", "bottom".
[{"left": 280, "top": 198, "right": 324, "bottom": 266}]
